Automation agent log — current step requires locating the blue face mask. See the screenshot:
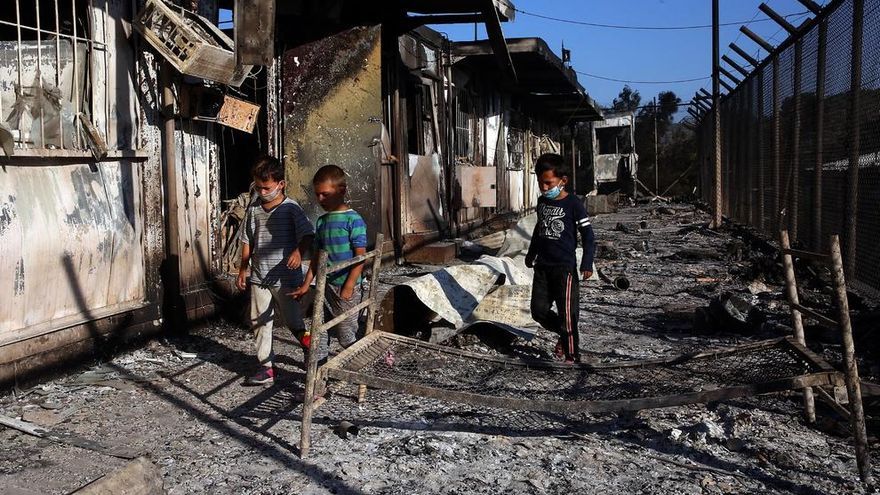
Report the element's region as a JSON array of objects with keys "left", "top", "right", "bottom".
[{"left": 543, "top": 185, "right": 562, "bottom": 199}]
